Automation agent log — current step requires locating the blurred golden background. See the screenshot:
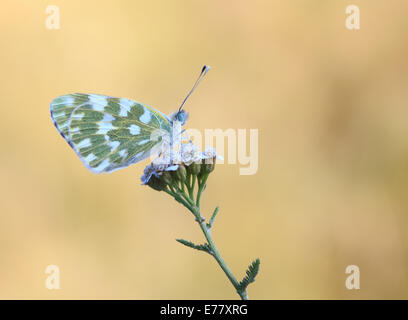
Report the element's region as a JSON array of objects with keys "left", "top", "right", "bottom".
[{"left": 1, "top": 0, "right": 407, "bottom": 299}]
